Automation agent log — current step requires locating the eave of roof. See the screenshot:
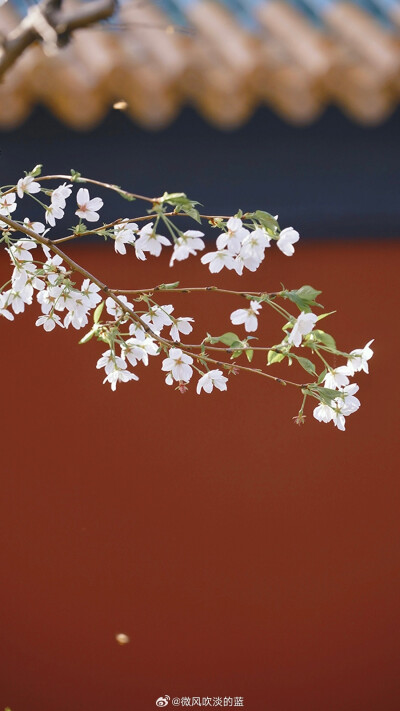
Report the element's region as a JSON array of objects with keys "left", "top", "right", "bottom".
[{"left": 1, "top": 0, "right": 400, "bottom": 129}]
